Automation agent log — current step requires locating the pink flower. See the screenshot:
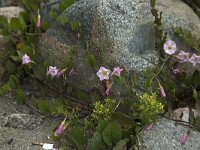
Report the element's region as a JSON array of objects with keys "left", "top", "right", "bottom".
[
  {"left": 55, "top": 122, "right": 65, "bottom": 137},
  {"left": 37, "top": 10, "right": 41, "bottom": 28},
  {"left": 163, "top": 40, "right": 177, "bottom": 55},
  {"left": 159, "top": 85, "right": 166, "bottom": 97},
  {"left": 111, "top": 67, "right": 123, "bottom": 76},
  {"left": 179, "top": 133, "right": 188, "bottom": 145},
  {"left": 22, "top": 54, "right": 32, "bottom": 64},
  {"left": 172, "top": 68, "right": 181, "bottom": 75},
  {"left": 188, "top": 54, "right": 200, "bottom": 66},
  {"left": 145, "top": 123, "right": 153, "bottom": 131},
  {"left": 176, "top": 50, "right": 190, "bottom": 63},
  {"left": 47, "top": 66, "right": 59, "bottom": 78},
  {"left": 96, "top": 67, "right": 111, "bottom": 81},
  {"left": 105, "top": 82, "right": 113, "bottom": 96},
  {"left": 56, "top": 69, "right": 66, "bottom": 78}
]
